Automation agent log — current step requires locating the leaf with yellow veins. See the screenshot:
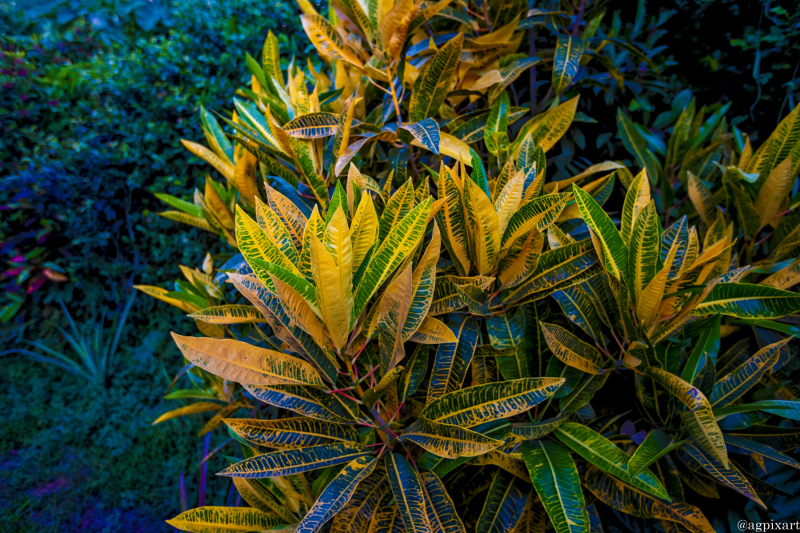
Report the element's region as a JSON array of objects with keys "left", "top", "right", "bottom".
[
  {"left": 152, "top": 402, "right": 223, "bottom": 425},
  {"left": 354, "top": 198, "right": 432, "bottom": 318},
  {"left": 311, "top": 224, "right": 353, "bottom": 351},
  {"left": 408, "top": 316, "right": 459, "bottom": 344},
  {"left": 540, "top": 322, "right": 605, "bottom": 375},
  {"left": 436, "top": 164, "right": 471, "bottom": 276},
  {"left": 270, "top": 275, "right": 328, "bottom": 349},
  {"left": 167, "top": 506, "right": 284, "bottom": 532},
  {"left": 403, "top": 223, "right": 441, "bottom": 341},
  {"left": 755, "top": 156, "right": 794, "bottom": 230},
  {"left": 204, "top": 178, "right": 234, "bottom": 230},
  {"left": 301, "top": 14, "right": 364, "bottom": 68},
  {"left": 687, "top": 171, "right": 715, "bottom": 226},
  {"left": 233, "top": 147, "right": 259, "bottom": 208},
  {"left": 464, "top": 176, "right": 500, "bottom": 276},
  {"left": 494, "top": 168, "right": 525, "bottom": 236},
  {"left": 255, "top": 196, "right": 300, "bottom": 265},
  {"left": 378, "top": 0, "right": 418, "bottom": 60},
  {"left": 620, "top": 170, "right": 650, "bottom": 245},
  {"left": 266, "top": 183, "right": 308, "bottom": 253},
  {"left": 646, "top": 367, "right": 728, "bottom": 468},
  {"left": 171, "top": 333, "right": 325, "bottom": 387},
  {"left": 349, "top": 193, "right": 380, "bottom": 272},
  {"left": 378, "top": 263, "right": 414, "bottom": 374},
  {"left": 638, "top": 238, "right": 678, "bottom": 328},
  {"left": 300, "top": 206, "right": 325, "bottom": 280},
  {"left": 181, "top": 139, "right": 235, "bottom": 181},
  {"left": 497, "top": 230, "right": 544, "bottom": 289},
  {"left": 236, "top": 206, "right": 301, "bottom": 286},
  {"left": 402, "top": 417, "right": 504, "bottom": 459}
]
